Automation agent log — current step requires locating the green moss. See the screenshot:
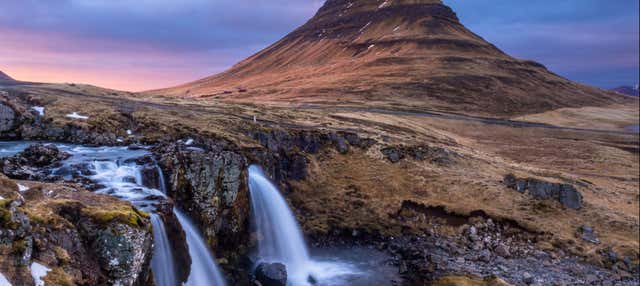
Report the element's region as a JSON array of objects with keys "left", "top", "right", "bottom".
[{"left": 83, "top": 205, "right": 149, "bottom": 228}]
